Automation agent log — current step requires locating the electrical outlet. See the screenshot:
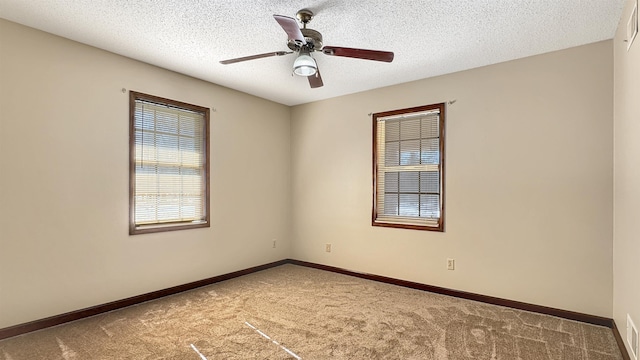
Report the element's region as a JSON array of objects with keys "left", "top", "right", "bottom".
[
  {"left": 447, "top": 258, "right": 455, "bottom": 270},
  {"left": 325, "top": 243, "right": 332, "bottom": 252},
  {"left": 272, "top": 239, "right": 277, "bottom": 248},
  {"left": 628, "top": 314, "right": 639, "bottom": 360}
]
